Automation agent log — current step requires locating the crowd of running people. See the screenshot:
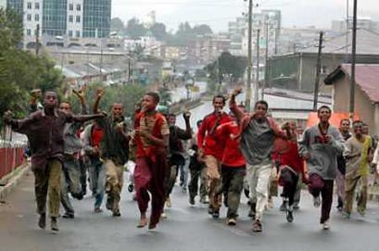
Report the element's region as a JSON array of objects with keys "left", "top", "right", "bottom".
[{"left": 3, "top": 86, "right": 379, "bottom": 233}]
